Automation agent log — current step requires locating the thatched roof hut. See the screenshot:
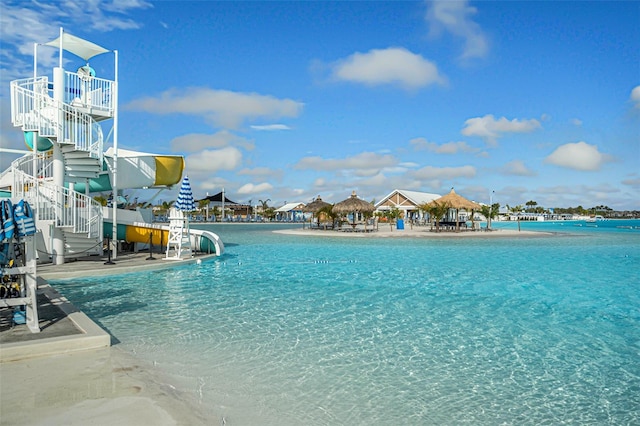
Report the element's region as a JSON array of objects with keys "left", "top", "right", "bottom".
[
  {"left": 332, "top": 191, "right": 375, "bottom": 229},
  {"left": 332, "top": 191, "right": 374, "bottom": 214},
  {"left": 428, "top": 188, "right": 481, "bottom": 211},
  {"left": 302, "top": 196, "right": 331, "bottom": 213},
  {"left": 424, "top": 188, "right": 481, "bottom": 232}
]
